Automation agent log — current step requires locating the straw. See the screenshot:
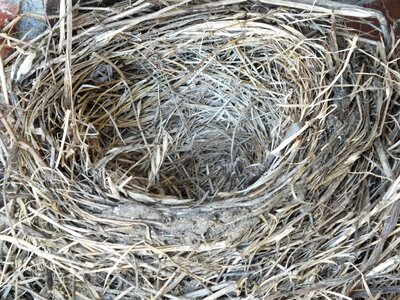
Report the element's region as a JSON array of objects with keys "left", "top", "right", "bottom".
[{"left": 0, "top": 0, "right": 399, "bottom": 298}]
